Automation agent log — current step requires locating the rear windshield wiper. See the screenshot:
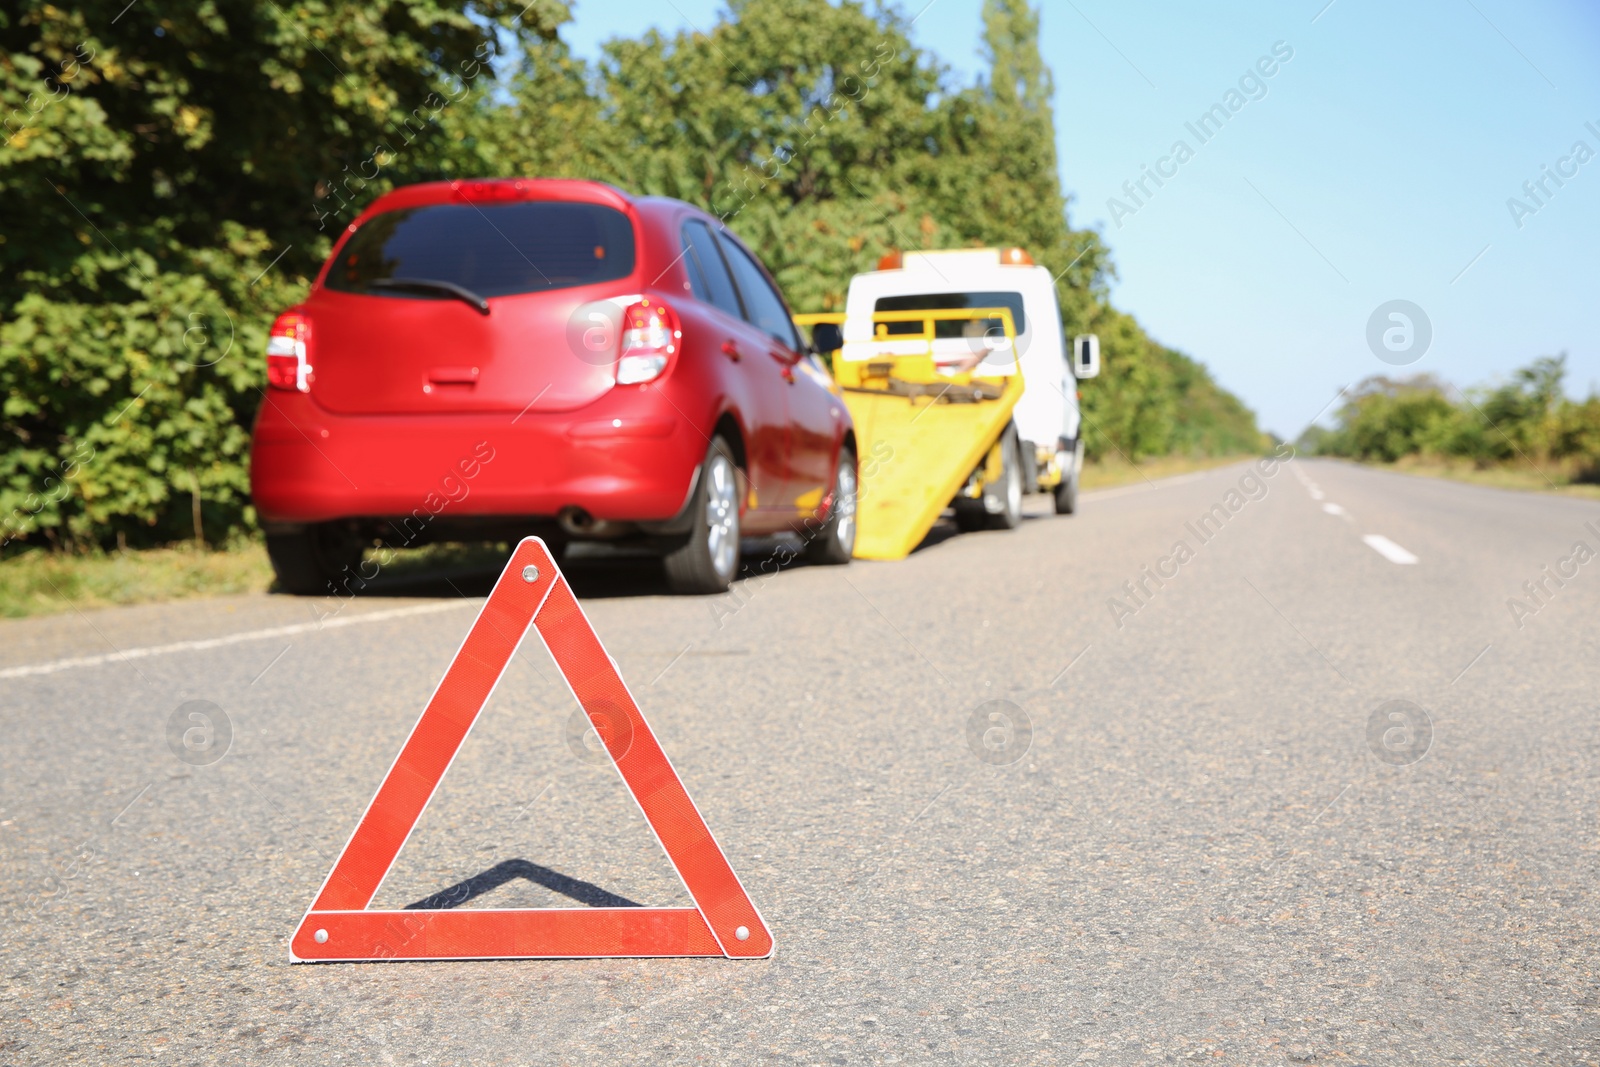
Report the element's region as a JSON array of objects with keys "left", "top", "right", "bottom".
[{"left": 366, "top": 277, "right": 491, "bottom": 316}]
